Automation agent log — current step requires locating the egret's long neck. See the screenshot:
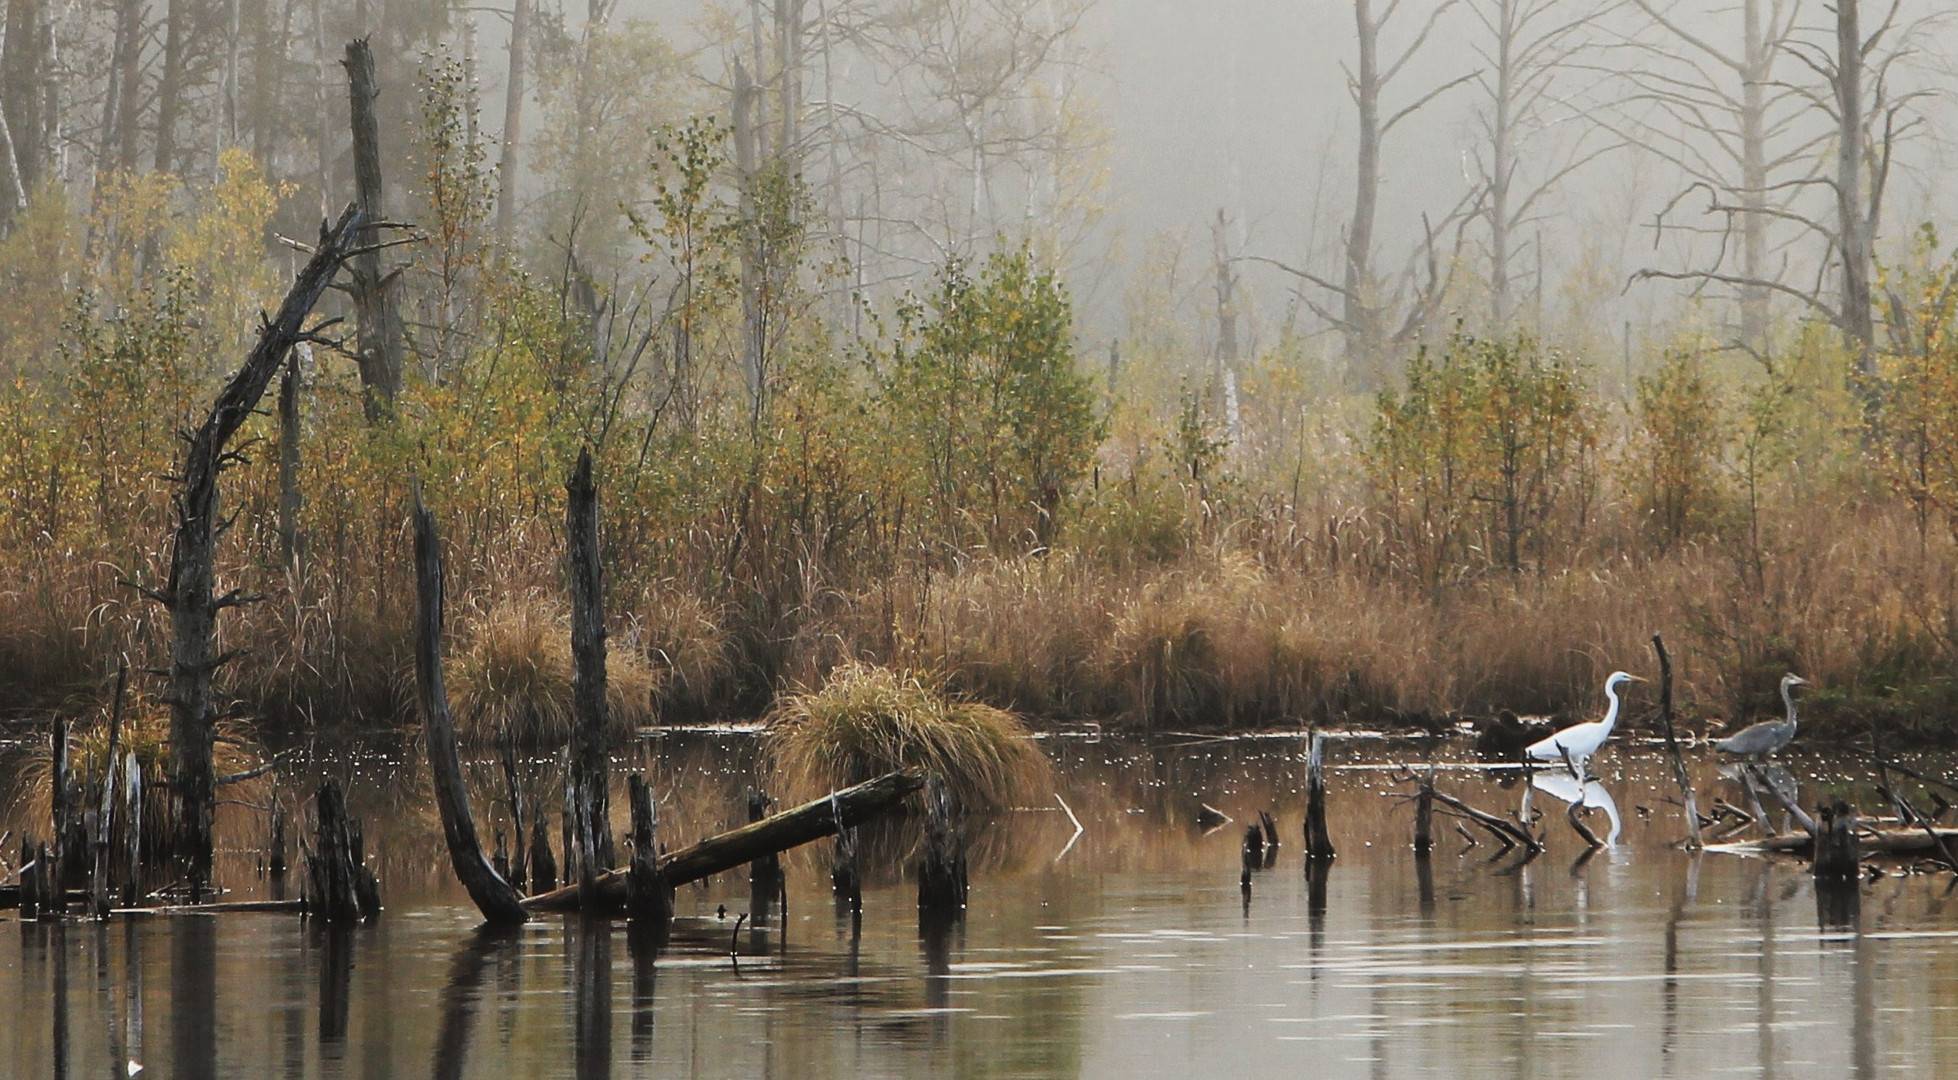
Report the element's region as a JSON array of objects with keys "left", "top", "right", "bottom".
[
  {"left": 1783, "top": 681, "right": 1799, "bottom": 732},
  {"left": 1599, "top": 682, "right": 1623, "bottom": 737}
]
